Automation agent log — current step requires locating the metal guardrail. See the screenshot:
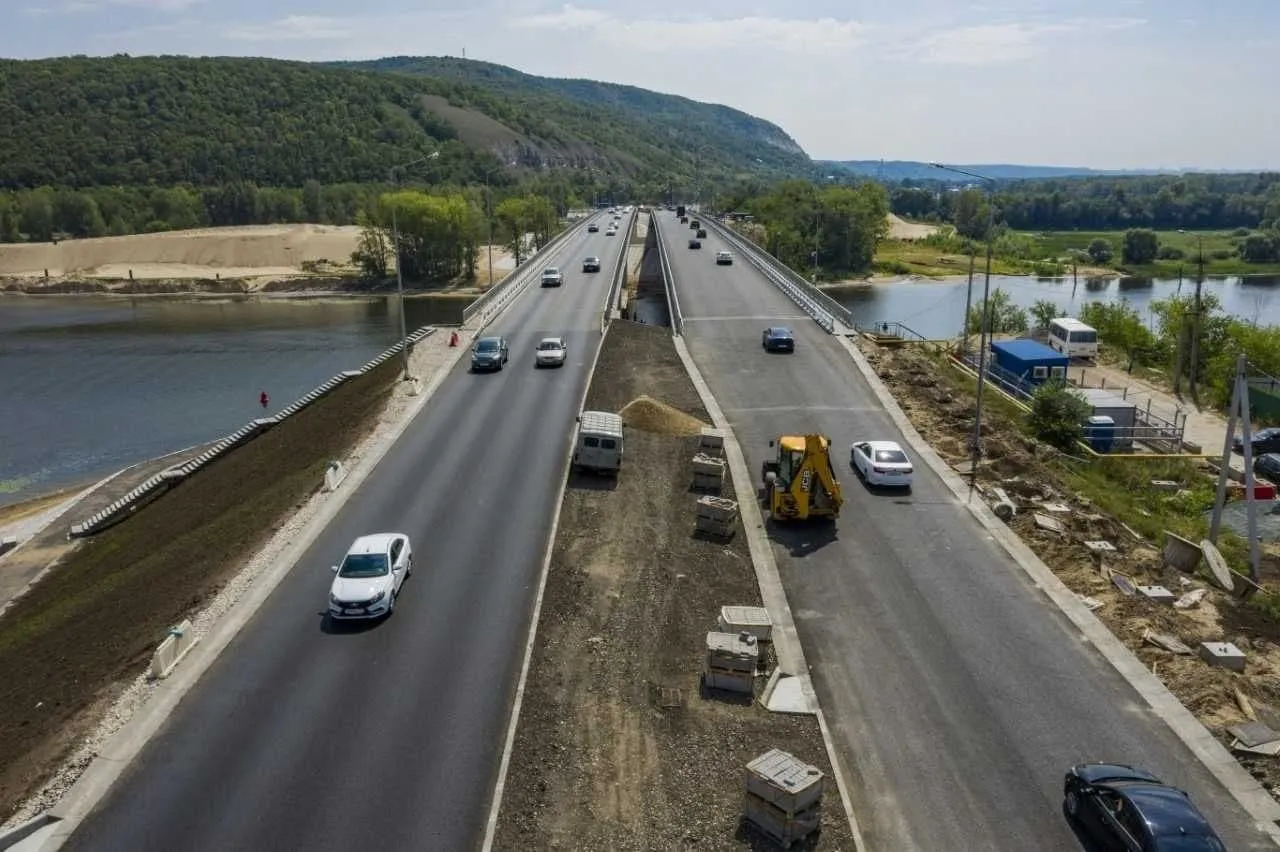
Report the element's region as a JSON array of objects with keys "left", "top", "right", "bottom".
[
  {"left": 651, "top": 211, "right": 684, "bottom": 335},
  {"left": 700, "top": 215, "right": 854, "bottom": 335},
  {"left": 602, "top": 210, "right": 638, "bottom": 333},
  {"left": 462, "top": 215, "right": 592, "bottom": 329},
  {"left": 68, "top": 326, "right": 439, "bottom": 538}
]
